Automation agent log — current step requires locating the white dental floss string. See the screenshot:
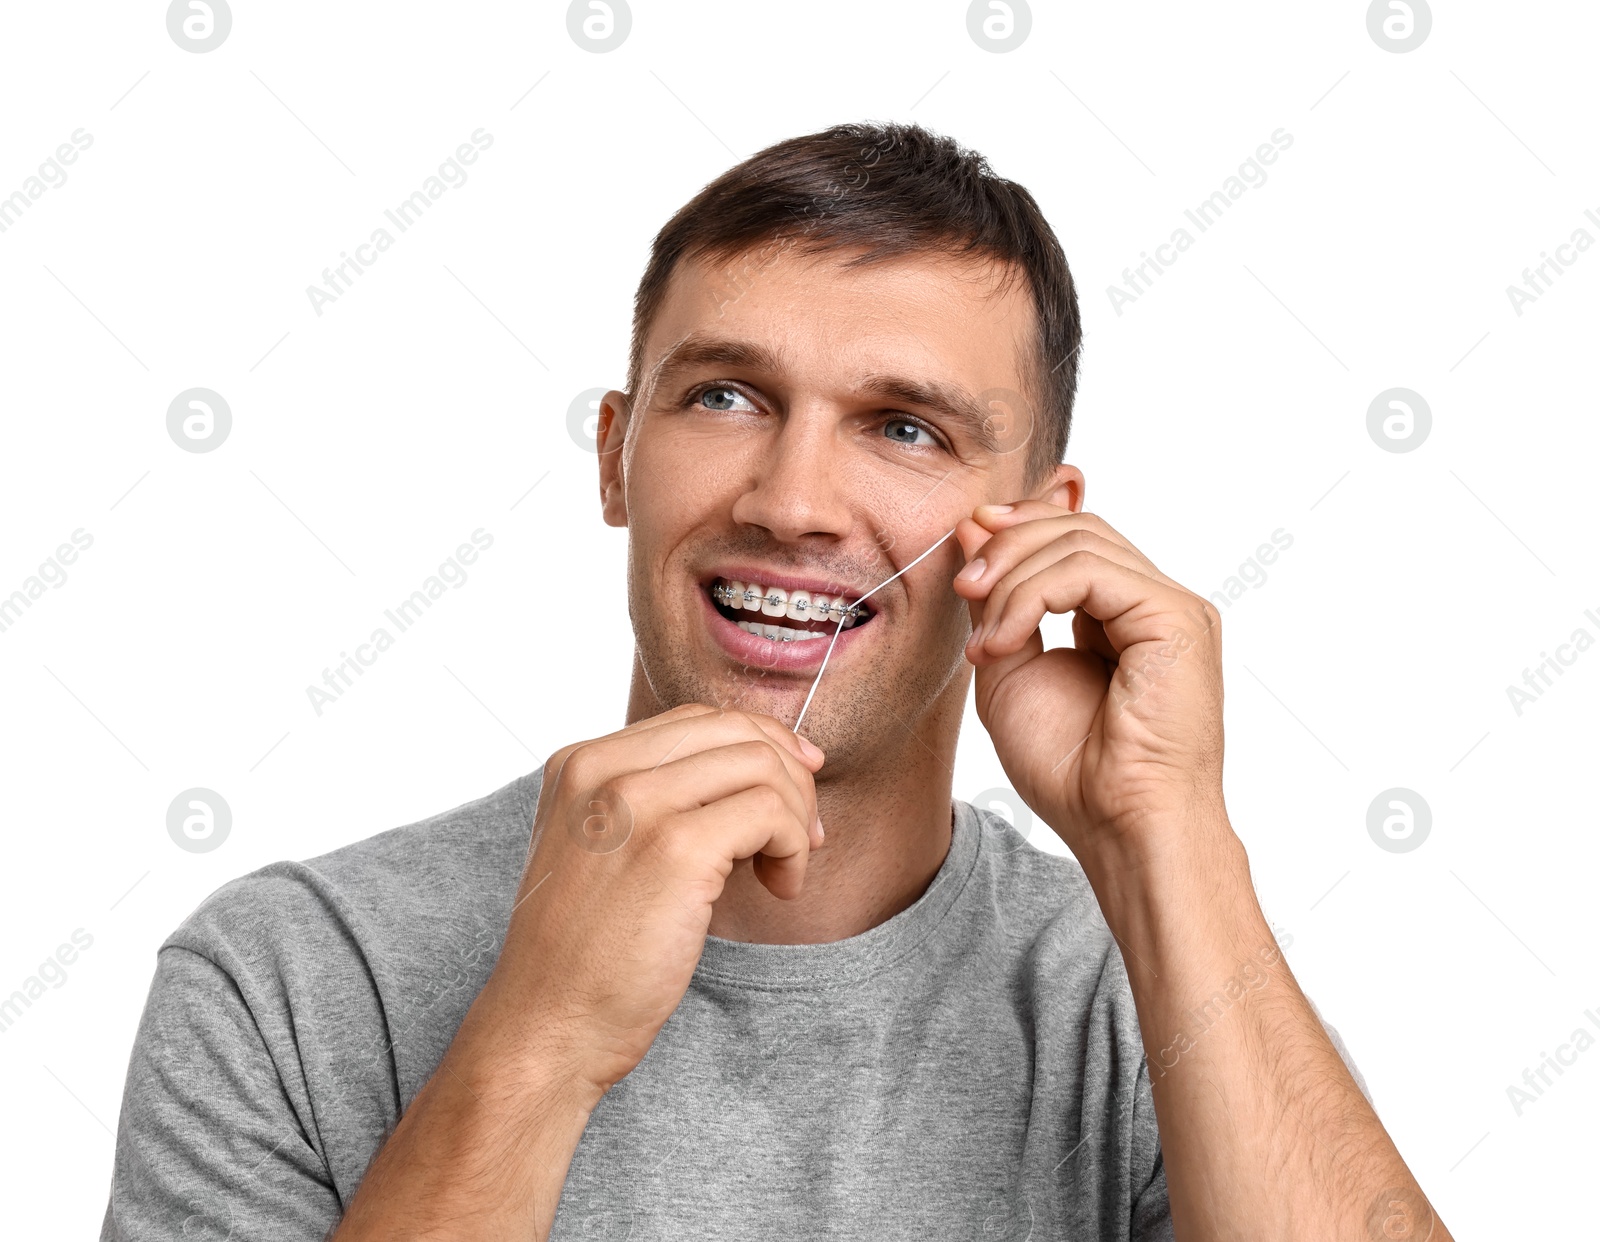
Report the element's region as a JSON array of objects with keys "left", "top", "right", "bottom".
[{"left": 791, "top": 527, "right": 958, "bottom": 734}]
